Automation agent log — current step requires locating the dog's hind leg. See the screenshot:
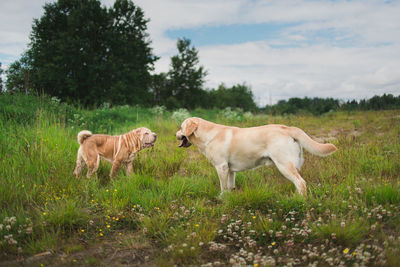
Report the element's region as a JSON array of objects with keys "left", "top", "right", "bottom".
[
  {"left": 86, "top": 155, "right": 100, "bottom": 179},
  {"left": 73, "top": 147, "right": 86, "bottom": 177},
  {"left": 273, "top": 159, "right": 307, "bottom": 196}
]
